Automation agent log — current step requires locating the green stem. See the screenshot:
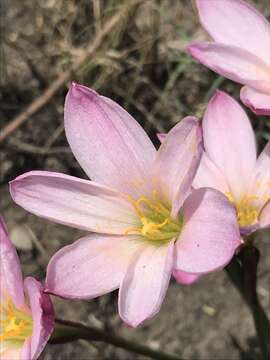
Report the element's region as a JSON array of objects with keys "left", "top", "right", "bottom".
[
  {"left": 51, "top": 318, "right": 182, "bottom": 360},
  {"left": 225, "top": 246, "right": 270, "bottom": 359}
]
